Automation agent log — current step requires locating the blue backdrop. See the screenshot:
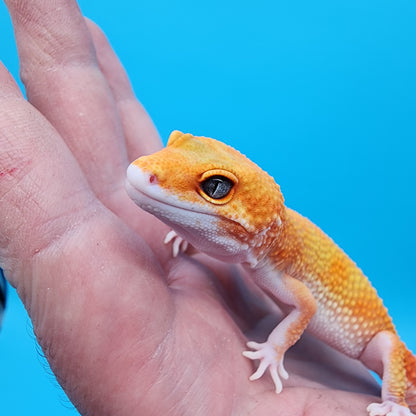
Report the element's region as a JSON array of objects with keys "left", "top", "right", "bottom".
[{"left": 0, "top": 1, "right": 415, "bottom": 414}]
